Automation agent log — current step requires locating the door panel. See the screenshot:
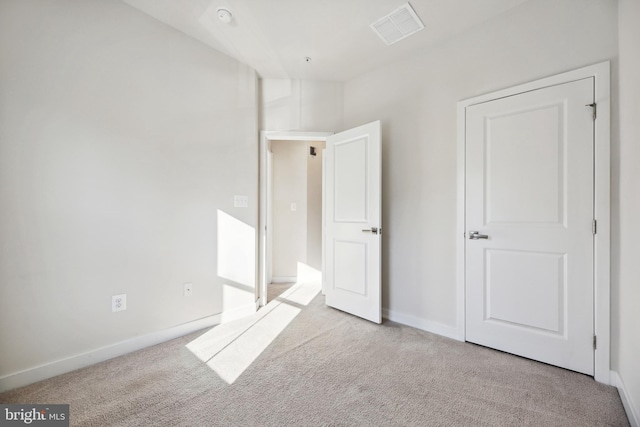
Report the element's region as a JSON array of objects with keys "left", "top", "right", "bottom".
[
  {"left": 485, "top": 249, "right": 565, "bottom": 334},
  {"left": 334, "top": 137, "right": 368, "bottom": 222},
  {"left": 334, "top": 240, "right": 367, "bottom": 295},
  {"left": 486, "top": 103, "right": 565, "bottom": 225},
  {"left": 466, "top": 78, "right": 594, "bottom": 375},
  {"left": 325, "top": 121, "right": 381, "bottom": 323}
]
